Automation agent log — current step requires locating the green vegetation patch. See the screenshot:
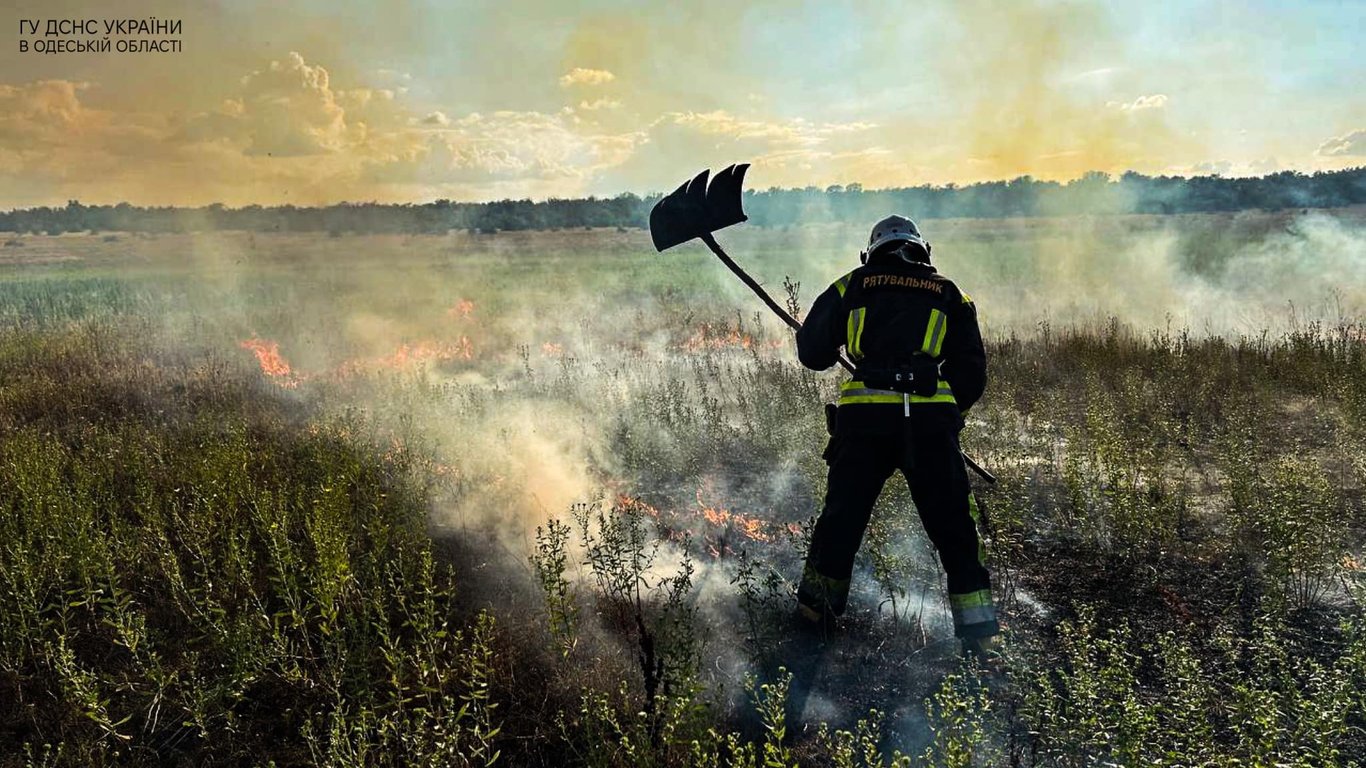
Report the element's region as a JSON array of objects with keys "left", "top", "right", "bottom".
[{"left": 0, "top": 323, "right": 498, "bottom": 766}]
